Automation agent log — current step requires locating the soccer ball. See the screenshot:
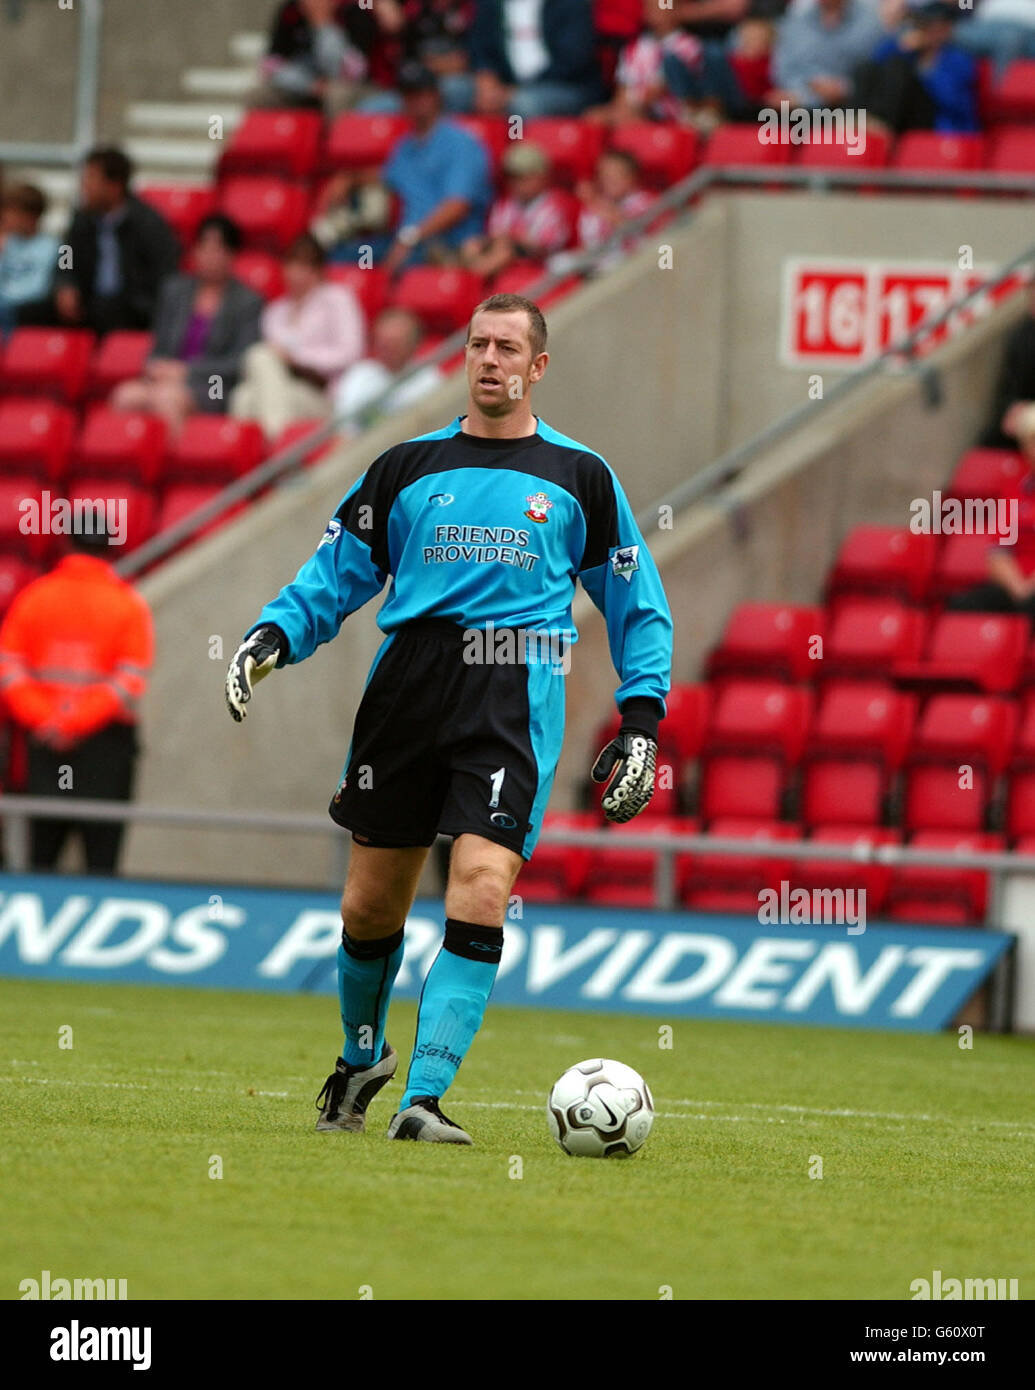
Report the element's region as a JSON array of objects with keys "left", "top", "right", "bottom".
[{"left": 546, "top": 1058, "right": 654, "bottom": 1157}]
